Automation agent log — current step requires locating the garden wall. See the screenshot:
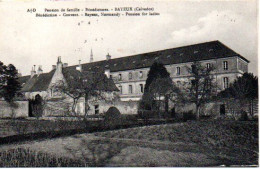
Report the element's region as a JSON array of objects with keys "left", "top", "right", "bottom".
[{"left": 0, "top": 100, "right": 28, "bottom": 118}]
